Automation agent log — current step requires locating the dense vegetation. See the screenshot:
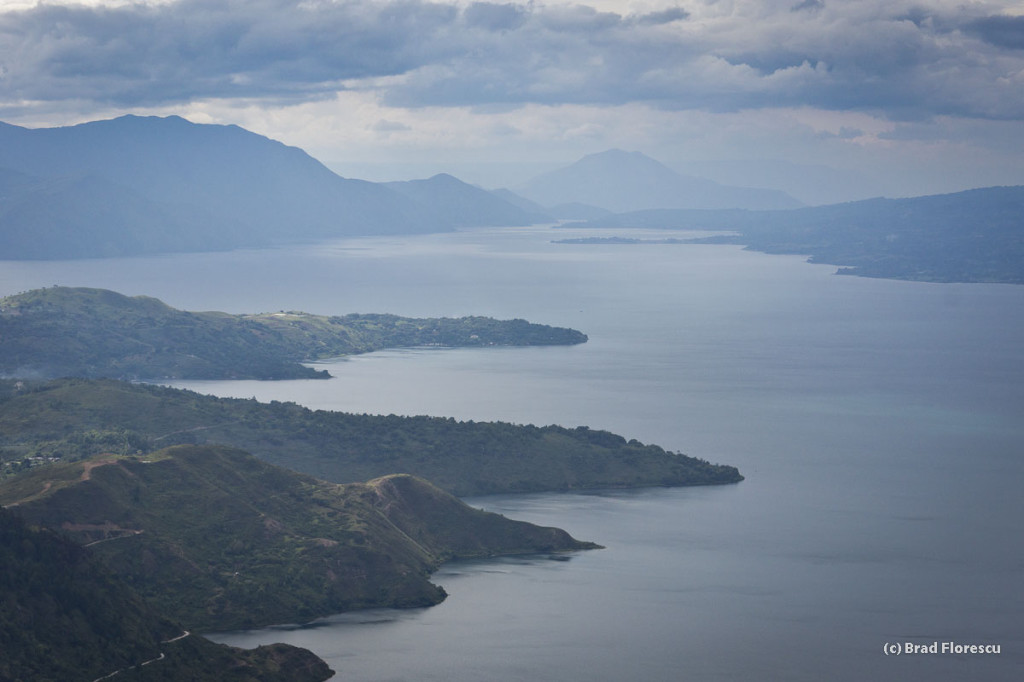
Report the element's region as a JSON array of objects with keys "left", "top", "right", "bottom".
[
  {"left": 567, "top": 186, "right": 1024, "bottom": 284},
  {"left": 0, "top": 286, "right": 587, "bottom": 380},
  {"left": 0, "top": 446, "right": 598, "bottom": 632},
  {"left": 0, "top": 378, "right": 743, "bottom": 495},
  {"left": 0, "top": 506, "right": 333, "bottom": 681}
]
